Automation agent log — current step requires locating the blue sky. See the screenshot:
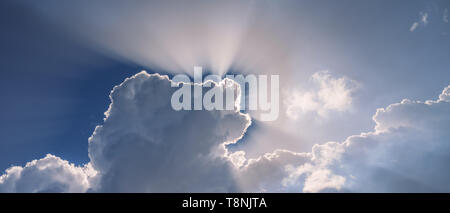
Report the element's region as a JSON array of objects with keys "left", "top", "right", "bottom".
[
  {"left": 0, "top": 1, "right": 146, "bottom": 170},
  {"left": 0, "top": 0, "right": 449, "bottom": 192}
]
